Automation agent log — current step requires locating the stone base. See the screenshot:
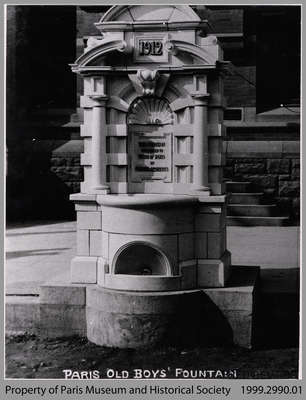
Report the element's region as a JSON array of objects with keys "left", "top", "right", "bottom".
[
  {"left": 86, "top": 265, "right": 259, "bottom": 349},
  {"left": 39, "top": 284, "right": 87, "bottom": 338},
  {"left": 6, "top": 296, "right": 40, "bottom": 335},
  {"left": 6, "top": 267, "right": 259, "bottom": 349},
  {"left": 104, "top": 274, "right": 182, "bottom": 291},
  {"left": 198, "top": 250, "right": 231, "bottom": 287}
]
